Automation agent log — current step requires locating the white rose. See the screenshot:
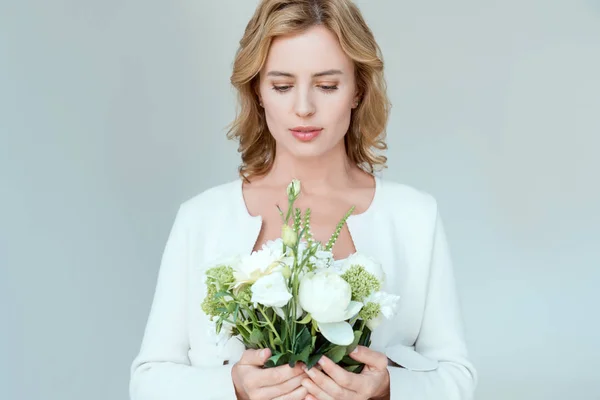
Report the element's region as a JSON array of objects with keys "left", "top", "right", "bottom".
[
  {"left": 250, "top": 271, "right": 292, "bottom": 308},
  {"left": 299, "top": 271, "right": 363, "bottom": 345},
  {"left": 342, "top": 252, "right": 386, "bottom": 284}
]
